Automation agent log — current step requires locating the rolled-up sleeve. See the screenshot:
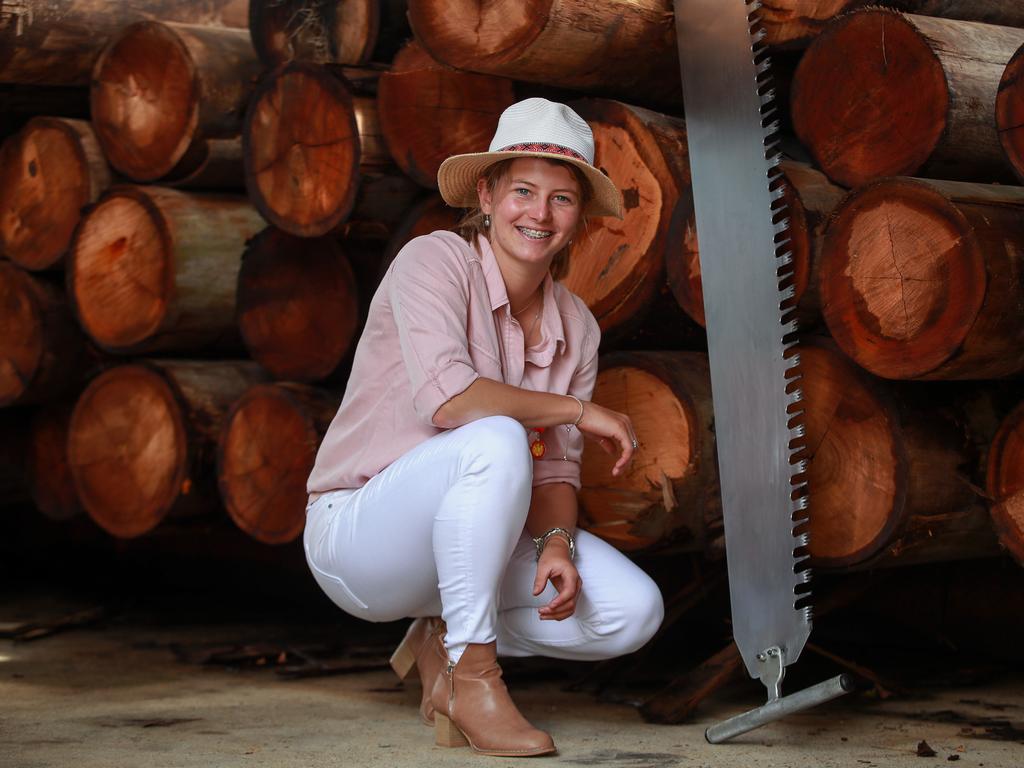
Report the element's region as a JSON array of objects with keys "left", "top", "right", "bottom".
[
  {"left": 532, "top": 315, "right": 601, "bottom": 490},
  {"left": 388, "top": 237, "right": 480, "bottom": 425}
]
